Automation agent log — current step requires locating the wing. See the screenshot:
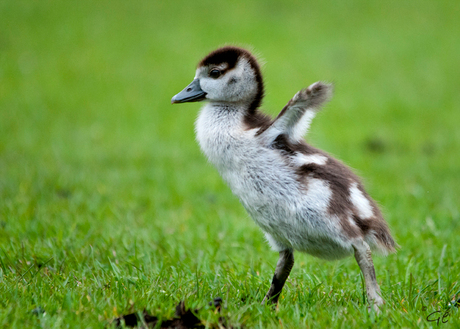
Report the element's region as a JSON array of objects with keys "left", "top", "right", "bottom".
[{"left": 257, "top": 82, "right": 333, "bottom": 144}]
